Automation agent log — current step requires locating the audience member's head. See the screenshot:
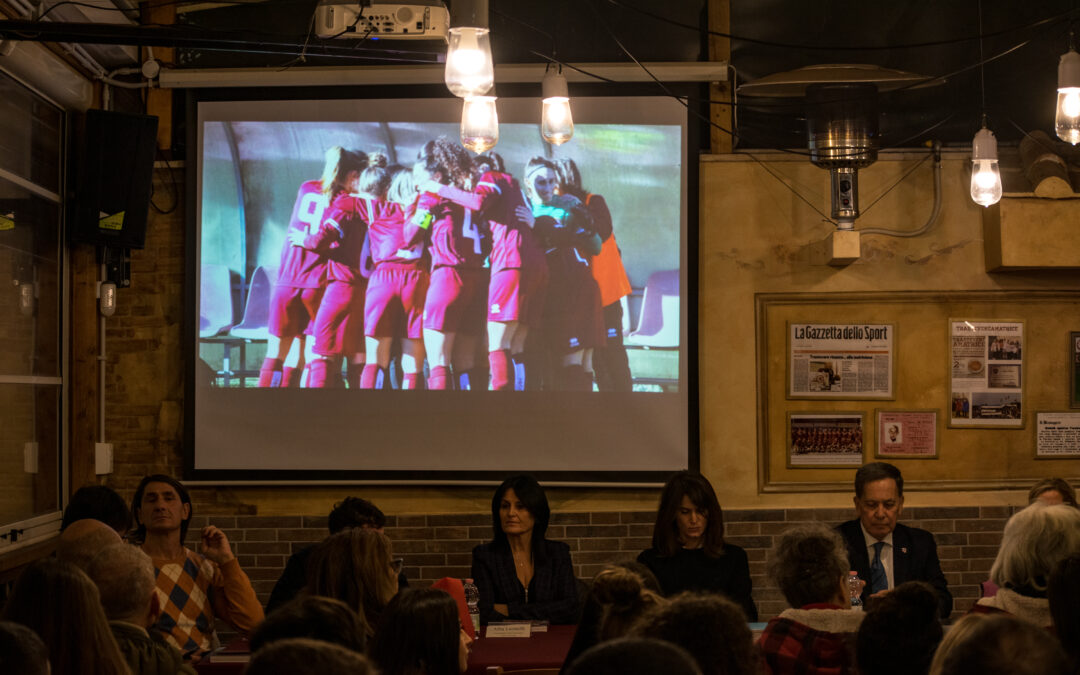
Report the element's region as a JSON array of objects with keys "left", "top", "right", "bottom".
[
  {"left": 62, "top": 484, "right": 133, "bottom": 535},
  {"left": 253, "top": 596, "right": 366, "bottom": 654},
  {"left": 328, "top": 496, "right": 387, "bottom": 534},
  {"left": 990, "top": 503, "right": 1080, "bottom": 595},
  {"left": 55, "top": 518, "right": 123, "bottom": 570},
  {"left": 856, "top": 581, "right": 943, "bottom": 675},
  {"left": 564, "top": 637, "right": 703, "bottom": 675},
  {"left": 651, "top": 471, "right": 726, "bottom": 556},
  {"left": 562, "top": 563, "right": 667, "bottom": 674},
  {"left": 1, "top": 558, "right": 130, "bottom": 675},
  {"left": 132, "top": 473, "right": 193, "bottom": 545},
  {"left": 633, "top": 593, "right": 756, "bottom": 675},
  {"left": 307, "top": 528, "right": 398, "bottom": 636},
  {"left": 1028, "top": 478, "right": 1079, "bottom": 508},
  {"left": 370, "top": 588, "right": 473, "bottom": 675},
  {"left": 0, "top": 620, "right": 50, "bottom": 675},
  {"left": 769, "top": 523, "right": 849, "bottom": 608},
  {"left": 927, "top": 613, "right": 1069, "bottom": 675},
  {"left": 85, "top": 543, "right": 159, "bottom": 626},
  {"left": 1049, "top": 555, "right": 1080, "bottom": 671},
  {"left": 245, "top": 638, "right": 376, "bottom": 675}
]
